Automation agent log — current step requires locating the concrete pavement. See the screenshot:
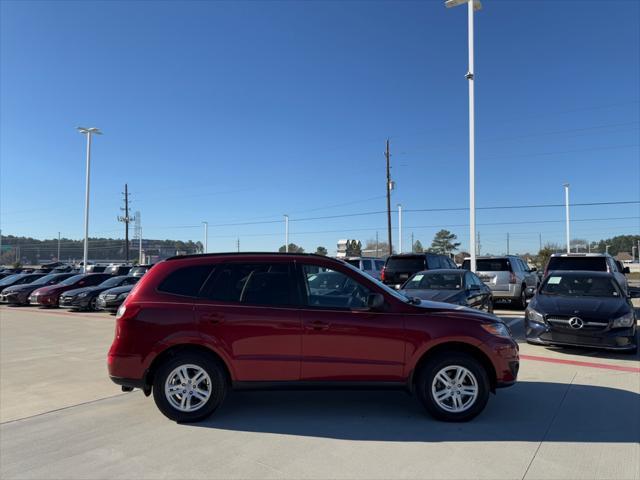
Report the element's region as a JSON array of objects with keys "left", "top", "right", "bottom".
[{"left": 1, "top": 305, "right": 638, "bottom": 480}]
